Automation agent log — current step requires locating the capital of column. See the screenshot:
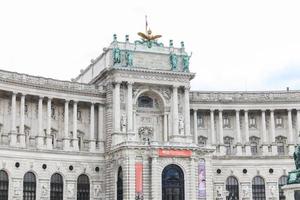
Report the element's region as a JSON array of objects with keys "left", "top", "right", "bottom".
[
  {"left": 210, "top": 109, "right": 215, "bottom": 112},
  {"left": 244, "top": 109, "right": 248, "bottom": 113},
  {"left": 235, "top": 109, "right": 240, "bottom": 112},
  {"left": 172, "top": 85, "right": 179, "bottom": 89},
  {"left": 269, "top": 109, "right": 275, "bottom": 112},
  {"left": 113, "top": 80, "right": 122, "bottom": 85},
  {"left": 261, "top": 109, "right": 266, "bottom": 112},
  {"left": 287, "top": 108, "right": 292, "bottom": 112},
  {"left": 127, "top": 81, "right": 134, "bottom": 85},
  {"left": 64, "top": 99, "right": 70, "bottom": 103},
  {"left": 39, "top": 96, "right": 44, "bottom": 100},
  {"left": 184, "top": 86, "right": 191, "bottom": 91}
]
